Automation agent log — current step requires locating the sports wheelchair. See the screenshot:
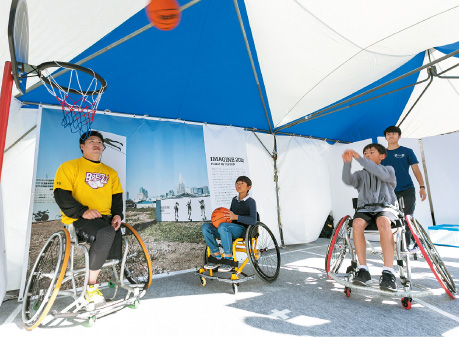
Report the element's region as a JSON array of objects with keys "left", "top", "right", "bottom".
[
  {"left": 325, "top": 199, "right": 456, "bottom": 309},
  {"left": 22, "top": 222, "right": 153, "bottom": 330},
  {"left": 197, "top": 221, "right": 281, "bottom": 294}
]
